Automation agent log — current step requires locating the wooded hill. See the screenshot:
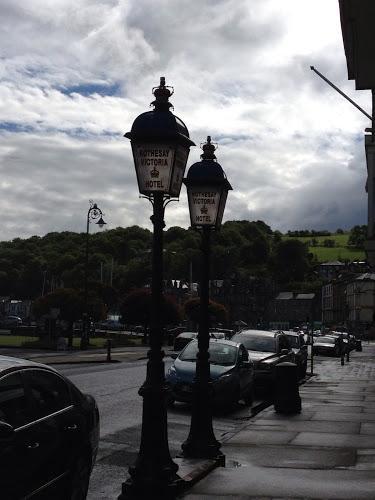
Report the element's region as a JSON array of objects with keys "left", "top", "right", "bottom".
[{"left": 0, "top": 222, "right": 366, "bottom": 302}]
